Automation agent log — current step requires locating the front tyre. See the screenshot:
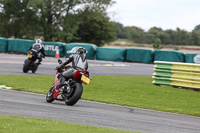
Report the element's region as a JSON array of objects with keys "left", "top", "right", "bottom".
[
  {"left": 23, "top": 59, "right": 31, "bottom": 73},
  {"left": 46, "top": 84, "right": 55, "bottom": 103},
  {"left": 65, "top": 82, "right": 83, "bottom": 106},
  {"left": 32, "top": 63, "right": 38, "bottom": 73}
]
